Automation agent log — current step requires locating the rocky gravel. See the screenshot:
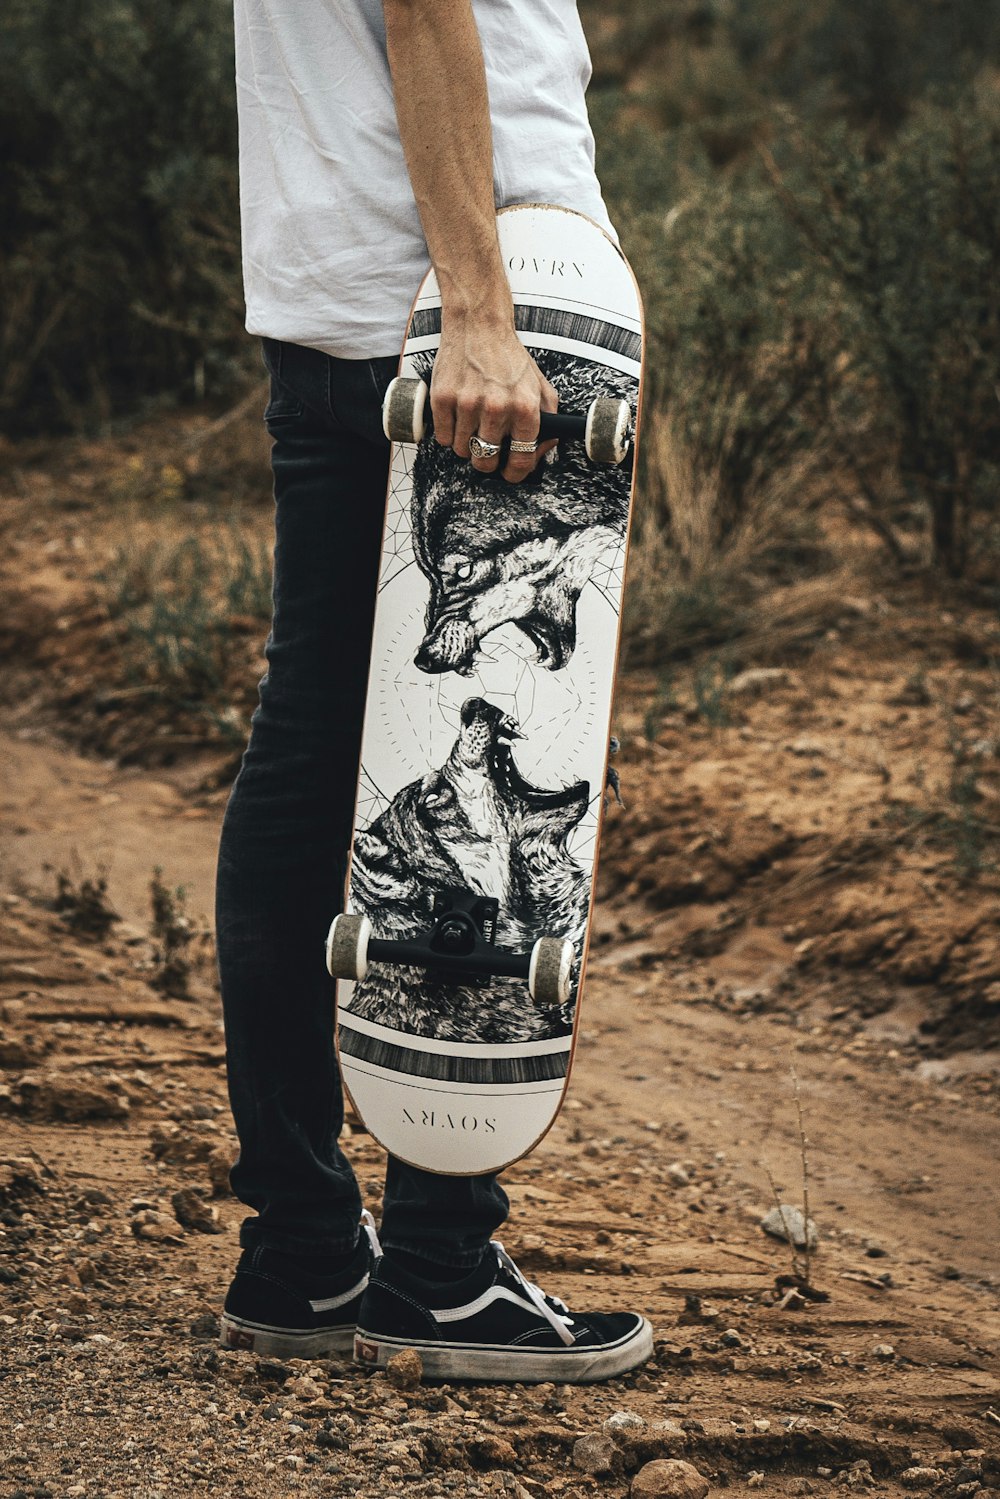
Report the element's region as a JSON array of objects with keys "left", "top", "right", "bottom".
[{"left": 1, "top": 892, "right": 999, "bottom": 1497}]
